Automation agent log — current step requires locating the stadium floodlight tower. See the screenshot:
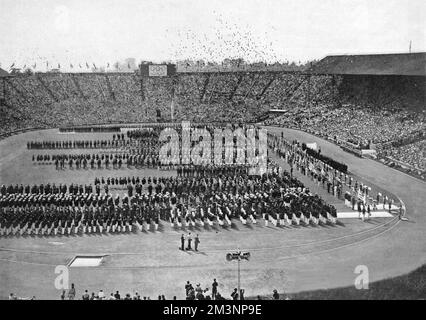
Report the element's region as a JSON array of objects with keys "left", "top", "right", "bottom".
[{"left": 226, "top": 249, "right": 250, "bottom": 300}]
